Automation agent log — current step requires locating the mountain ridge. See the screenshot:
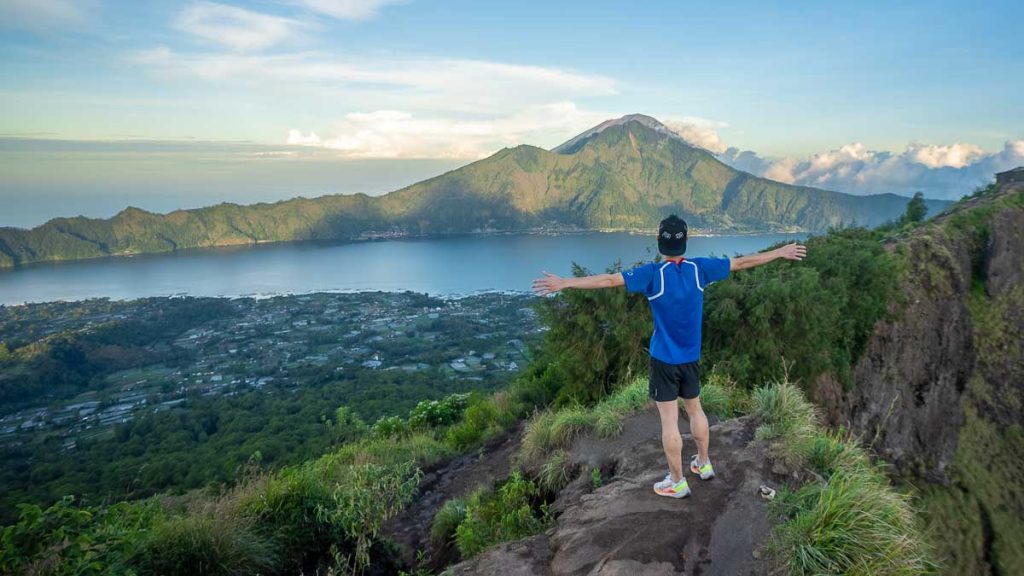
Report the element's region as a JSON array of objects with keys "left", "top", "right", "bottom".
[{"left": 0, "top": 115, "right": 951, "bottom": 268}]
